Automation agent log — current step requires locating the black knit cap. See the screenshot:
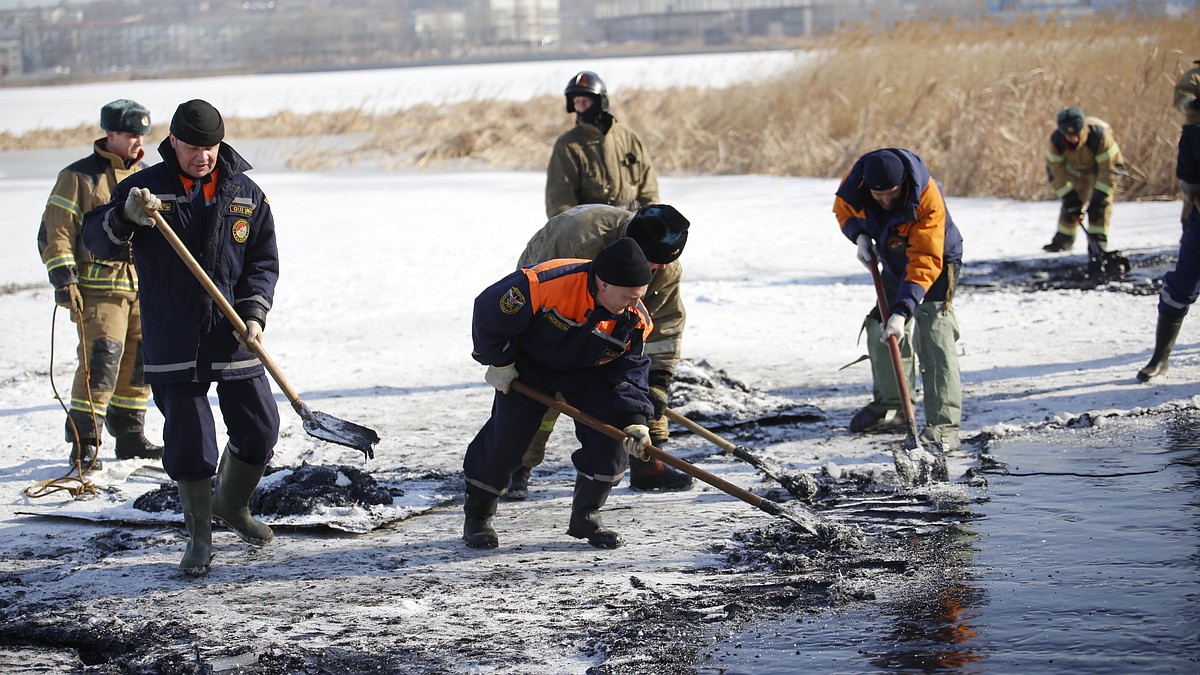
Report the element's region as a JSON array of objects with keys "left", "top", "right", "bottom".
[
  {"left": 170, "top": 99, "right": 225, "bottom": 146},
  {"left": 626, "top": 204, "right": 689, "bottom": 264},
  {"left": 1057, "top": 107, "right": 1085, "bottom": 136},
  {"left": 863, "top": 151, "right": 905, "bottom": 190},
  {"left": 100, "top": 99, "right": 151, "bottom": 135},
  {"left": 593, "top": 237, "right": 653, "bottom": 287}
]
